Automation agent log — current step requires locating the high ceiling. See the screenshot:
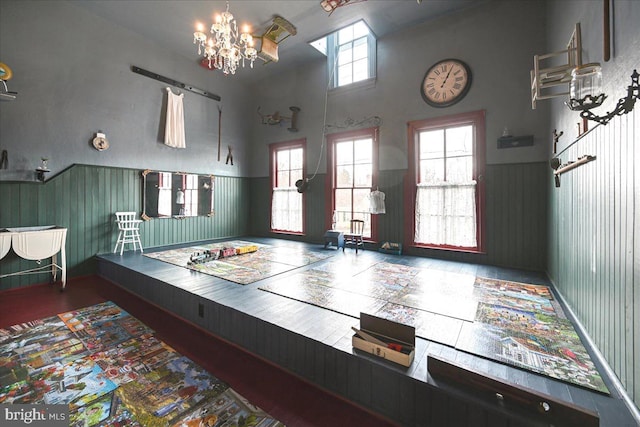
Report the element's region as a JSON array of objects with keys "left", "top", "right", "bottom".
[{"left": 71, "top": 0, "right": 480, "bottom": 83}]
